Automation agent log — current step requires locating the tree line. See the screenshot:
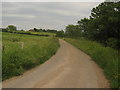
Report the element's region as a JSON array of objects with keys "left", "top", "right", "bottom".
[
  {"left": 1, "top": 1, "right": 119, "bottom": 49},
  {"left": 65, "top": 1, "right": 120, "bottom": 49},
  {"left": 1, "top": 25, "right": 65, "bottom": 37},
  {"left": 32, "top": 28, "right": 58, "bottom": 33},
  {"left": 1, "top": 25, "right": 58, "bottom": 33}
]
